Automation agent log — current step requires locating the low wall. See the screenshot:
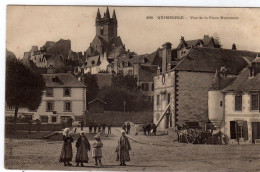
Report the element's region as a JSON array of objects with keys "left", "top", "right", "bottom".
[
  {"left": 5, "top": 123, "right": 62, "bottom": 131},
  {"left": 85, "top": 111, "right": 153, "bottom": 127}
]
